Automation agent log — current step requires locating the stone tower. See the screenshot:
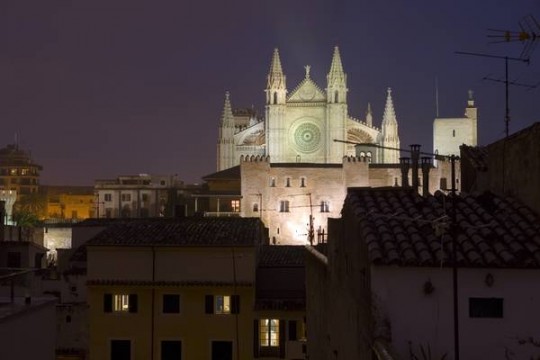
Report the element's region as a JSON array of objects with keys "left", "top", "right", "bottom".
[
  {"left": 380, "top": 88, "right": 401, "bottom": 163},
  {"left": 433, "top": 91, "right": 478, "bottom": 157},
  {"left": 217, "top": 92, "right": 236, "bottom": 171},
  {"left": 265, "top": 48, "right": 288, "bottom": 162},
  {"left": 325, "top": 46, "right": 348, "bottom": 162}
]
